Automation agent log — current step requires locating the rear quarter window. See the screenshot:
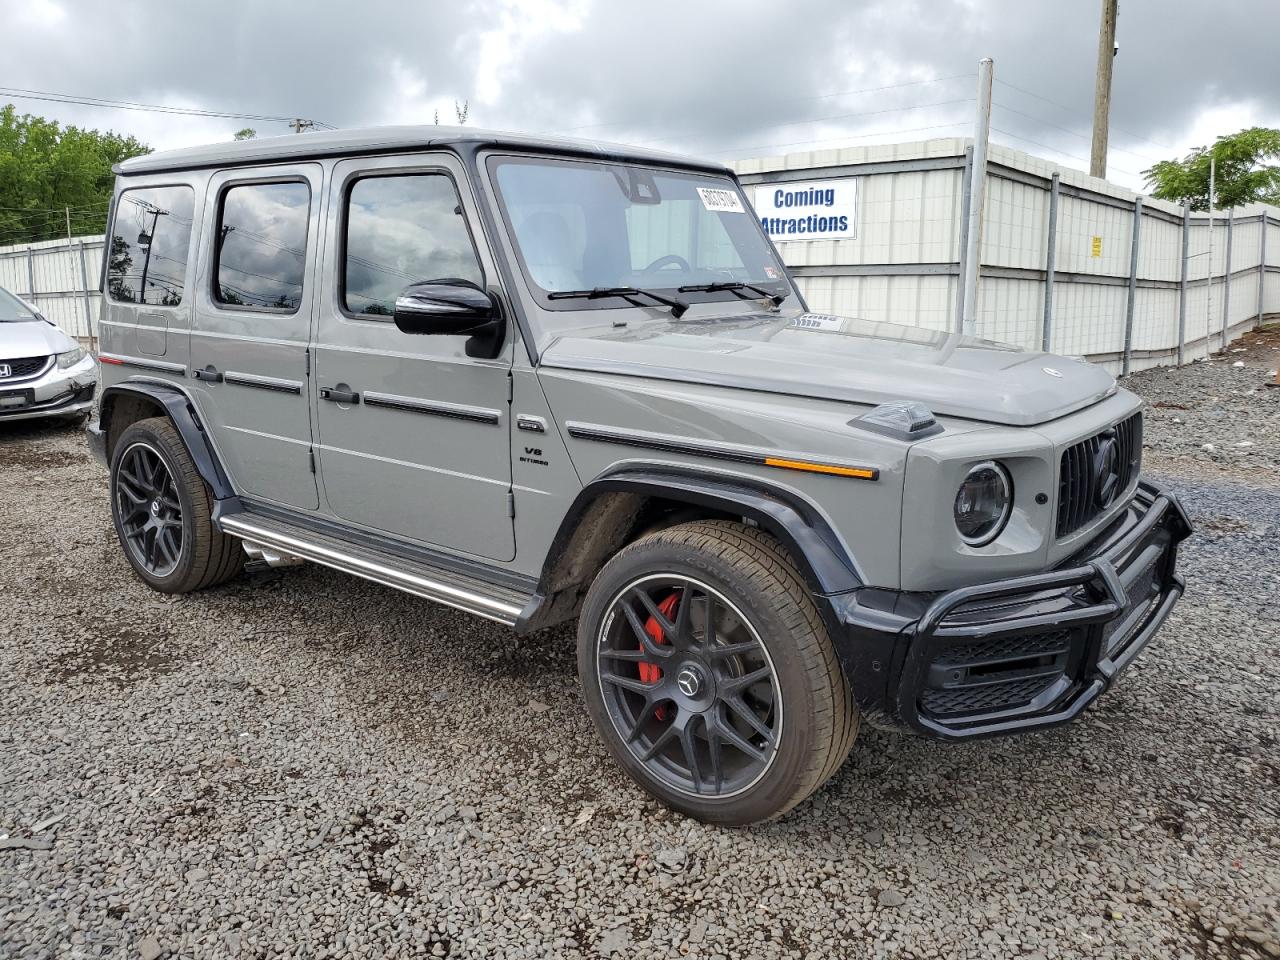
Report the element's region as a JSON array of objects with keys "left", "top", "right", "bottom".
[{"left": 106, "top": 185, "right": 197, "bottom": 305}]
